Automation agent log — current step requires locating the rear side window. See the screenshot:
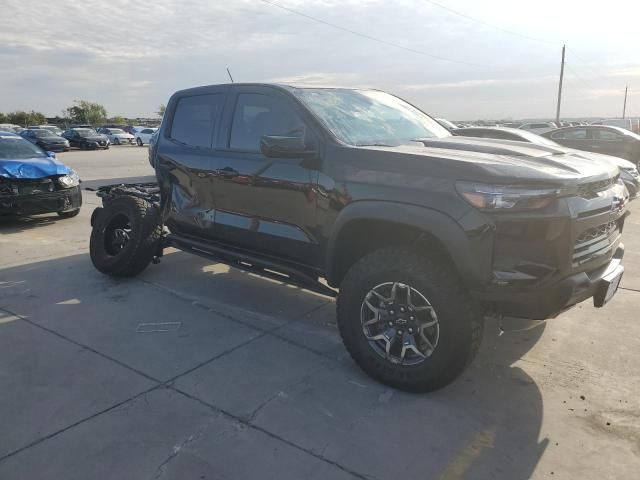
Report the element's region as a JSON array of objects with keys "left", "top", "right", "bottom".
[
  {"left": 229, "top": 93, "right": 304, "bottom": 152},
  {"left": 594, "top": 129, "right": 624, "bottom": 140},
  {"left": 170, "top": 94, "right": 223, "bottom": 148}
]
